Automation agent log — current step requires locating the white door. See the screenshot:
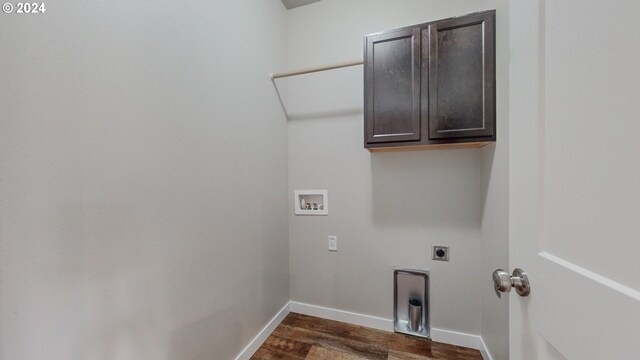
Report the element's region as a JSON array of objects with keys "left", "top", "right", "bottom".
[{"left": 508, "top": 1, "right": 640, "bottom": 359}]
